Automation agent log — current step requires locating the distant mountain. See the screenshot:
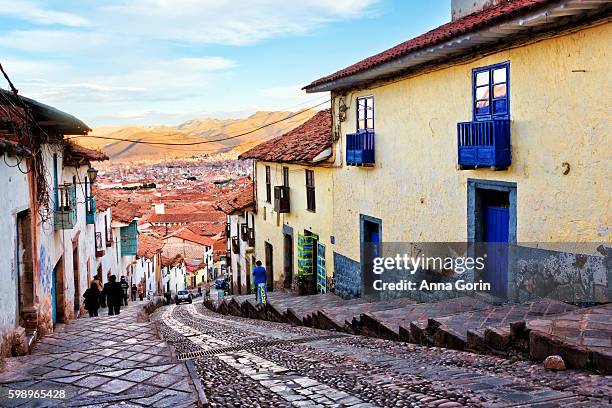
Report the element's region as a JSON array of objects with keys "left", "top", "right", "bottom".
[{"left": 76, "top": 110, "right": 318, "bottom": 162}]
